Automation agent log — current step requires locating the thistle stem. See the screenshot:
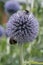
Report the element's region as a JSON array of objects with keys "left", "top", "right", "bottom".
[
  {"left": 29, "top": 44, "right": 32, "bottom": 65},
  {"left": 19, "top": 43, "right": 24, "bottom": 65},
  {"left": 29, "top": 42, "right": 35, "bottom": 65}
]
